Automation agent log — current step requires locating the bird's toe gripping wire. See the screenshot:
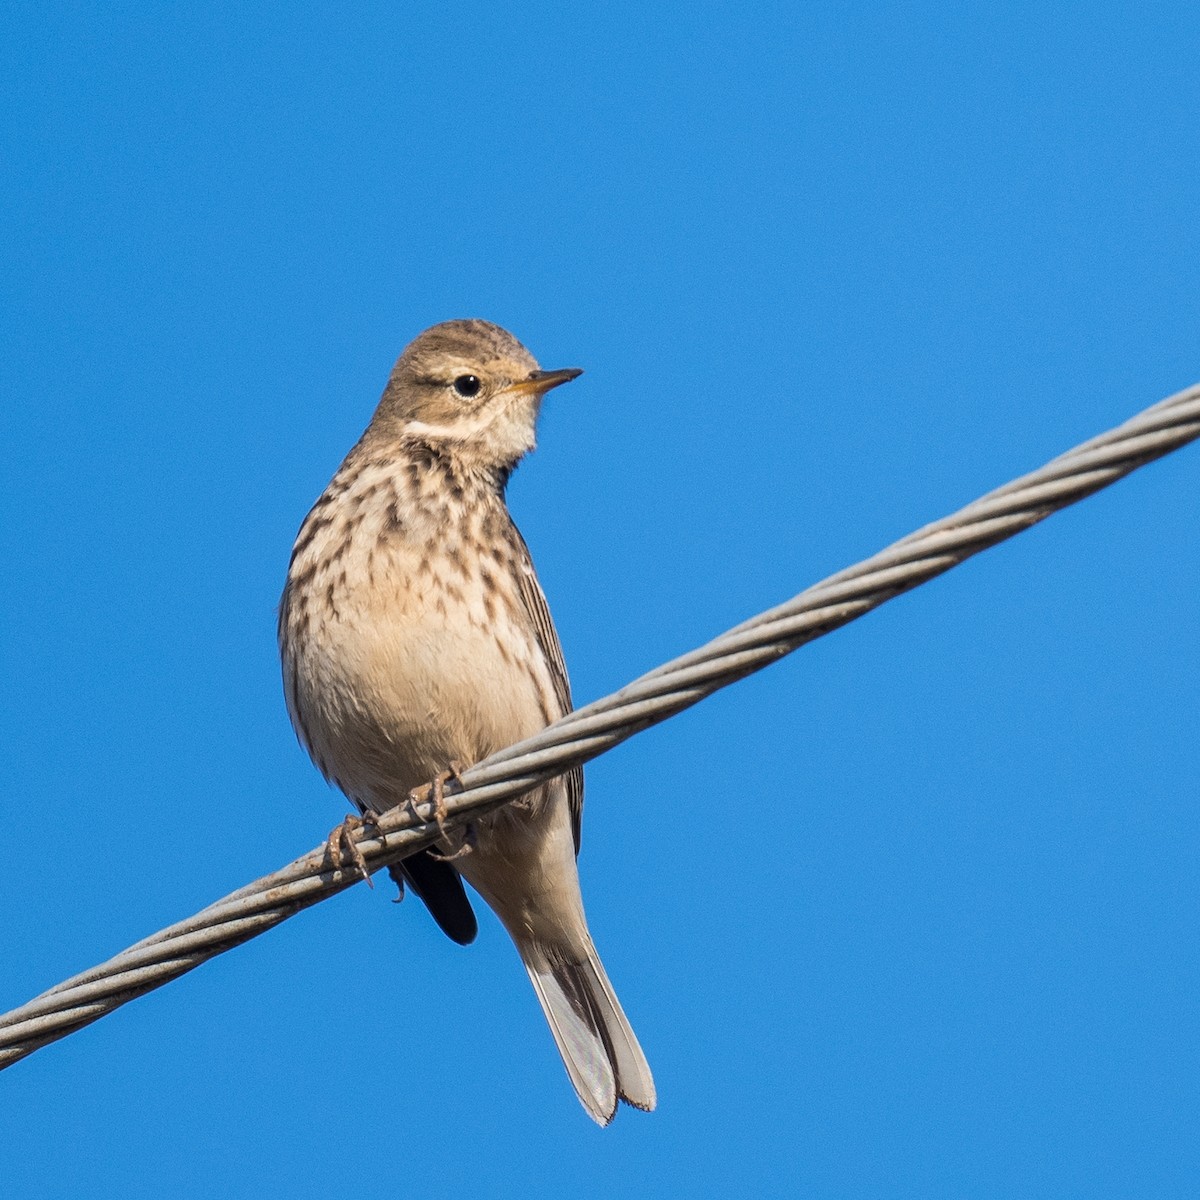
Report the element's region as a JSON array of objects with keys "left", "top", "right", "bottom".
[{"left": 324, "top": 811, "right": 383, "bottom": 887}]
